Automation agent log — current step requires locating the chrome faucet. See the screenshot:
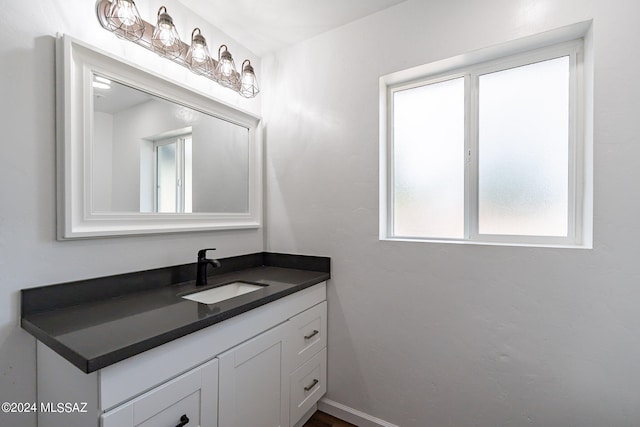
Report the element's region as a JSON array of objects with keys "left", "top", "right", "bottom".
[{"left": 195, "top": 248, "right": 221, "bottom": 287}]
